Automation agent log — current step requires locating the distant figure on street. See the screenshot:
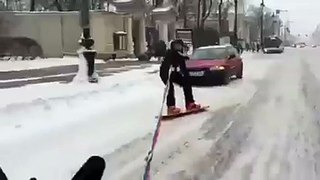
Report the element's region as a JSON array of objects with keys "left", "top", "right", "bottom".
[
  {"left": 246, "top": 42, "right": 250, "bottom": 51},
  {"left": 237, "top": 42, "right": 243, "bottom": 54},
  {"left": 256, "top": 43, "right": 261, "bottom": 52},
  {"left": 251, "top": 42, "right": 256, "bottom": 52}
]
